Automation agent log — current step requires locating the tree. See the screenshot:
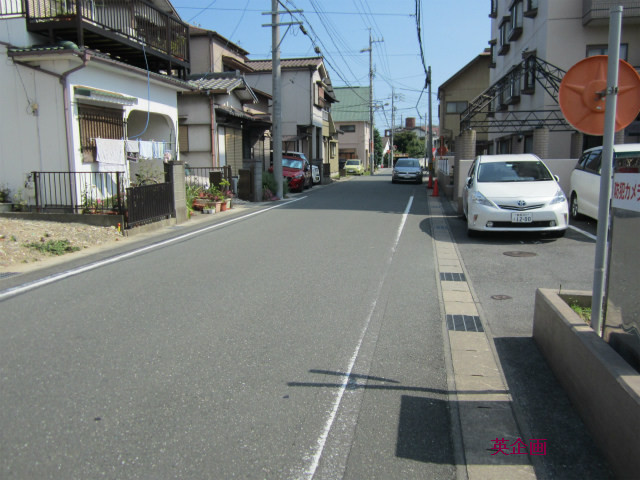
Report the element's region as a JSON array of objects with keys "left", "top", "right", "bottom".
[
  {"left": 374, "top": 129, "right": 383, "bottom": 165},
  {"left": 393, "top": 131, "right": 424, "bottom": 158}
]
